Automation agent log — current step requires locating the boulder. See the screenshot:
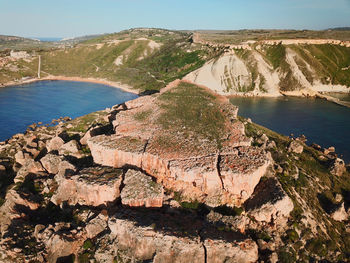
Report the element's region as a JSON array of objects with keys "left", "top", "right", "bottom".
[
  {"left": 80, "top": 125, "right": 111, "bottom": 145},
  {"left": 14, "top": 150, "right": 29, "bottom": 165},
  {"left": 58, "top": 140, "right": 80, "bottom": 157},
  {"left": 14, "top": 160, "right": 44, "bottom": 183},
  {"left": 51, "top": 166, "right": 123, "bottom": 206},
  {"left": 219, "top": 147, "right": 271, "bottom": 206},
  {"left": 324, "top": 146, "right": 336, "bottom": 155},
  {"left": 85, "top": 214, "right": 108, "bottom": 239},
  {"left": 121, "top": 169, "right": 164, "bottom": 207},
  {"left": 330, "top": 158, "right": 346, "bottom": 176},
  {"left": 244, "top": 177, "right": 294, "bottom": 226},
  {"left": 331, "top": 203, "right": 348, "bottom": 221},
  {"left": 36, "top": 225, "right": 86, "bottom": 263},
  {"left": 40, "top": 154, "right": 63, "bottom": 174},
  {"left": 288, "top": 140, "right": 303, "bottom": 154},
  {"left": 46, "top": 137, "right": 65, "bottom": 152}
]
